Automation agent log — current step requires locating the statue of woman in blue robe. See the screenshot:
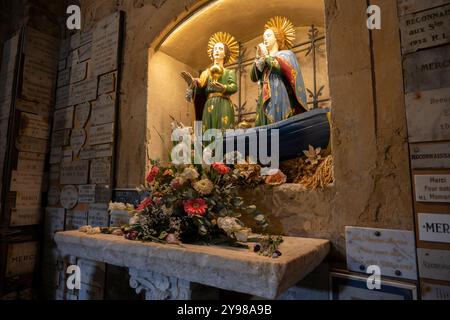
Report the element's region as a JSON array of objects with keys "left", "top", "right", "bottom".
[{"left": 251, "top": 17, "right": 308, "bottom": 126}]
